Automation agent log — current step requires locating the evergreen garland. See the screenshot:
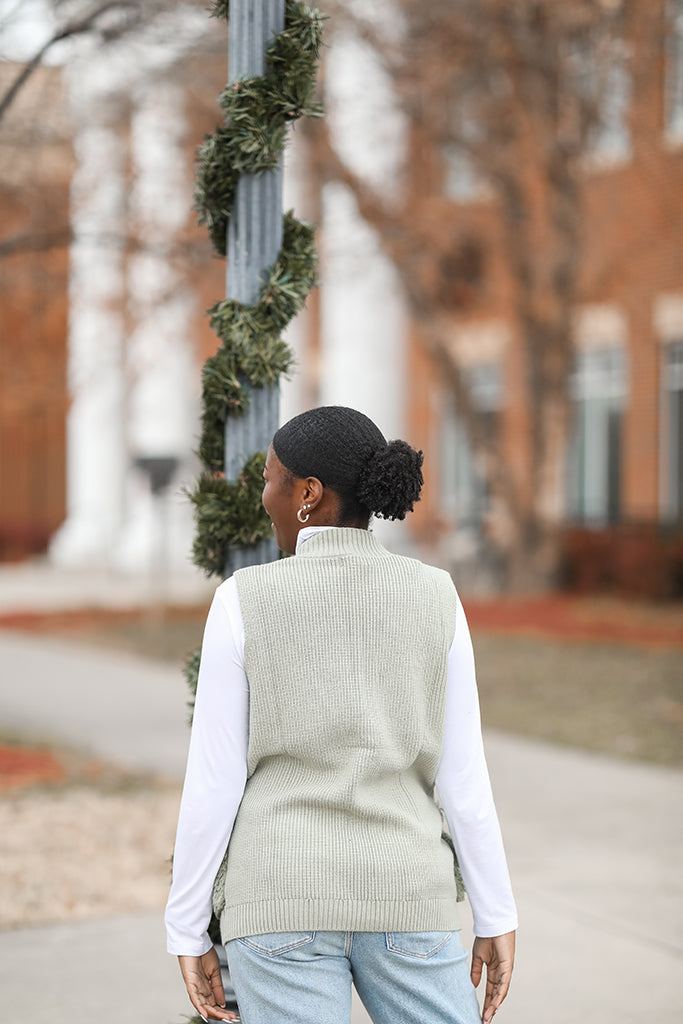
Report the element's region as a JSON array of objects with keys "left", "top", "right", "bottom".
[
  {"left": 187, "top": 451, "right": 272, "bottom": 576},
  {"left": 198, "top": 212, "right": 317, "bottom": 472},
  {"left": 210, "top": 1, "right": 230, "bottom": 20},
  {"left": 187, "top": 0, "right": 323, "bottom": 585},
  {"left": 196, "top": 1, "right": 324, "bottom": 256},
  {"left": 182, "top": 645, "right": 201, "bottom": 723}
]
